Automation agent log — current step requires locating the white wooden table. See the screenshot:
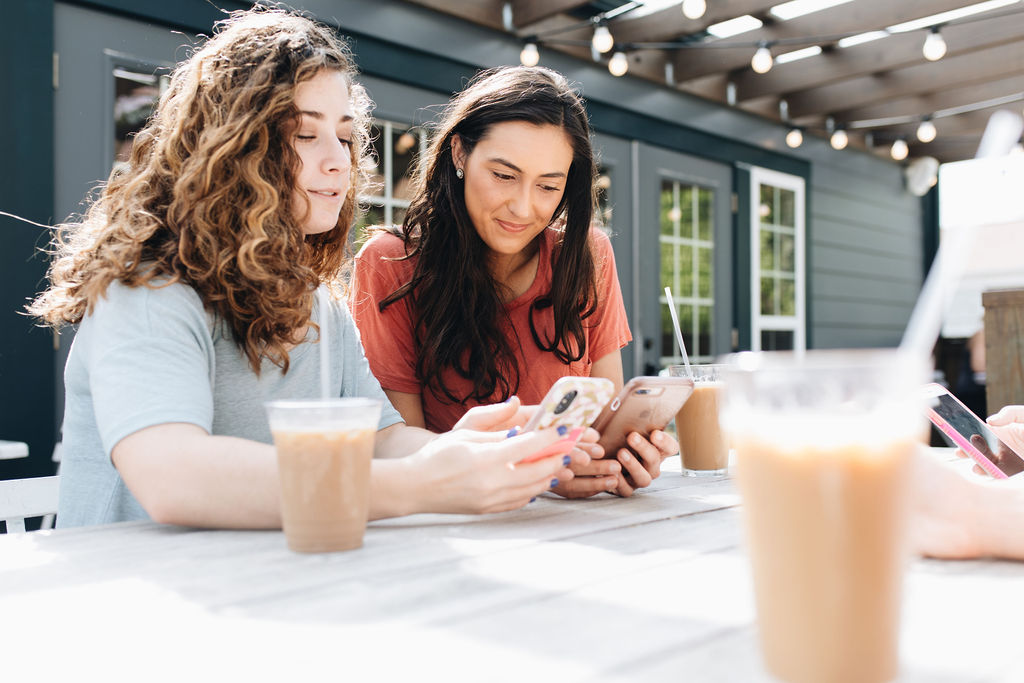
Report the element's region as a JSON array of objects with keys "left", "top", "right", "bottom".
[{"left": 2, "top": 453, "right": 1022, "bottom": 682}]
